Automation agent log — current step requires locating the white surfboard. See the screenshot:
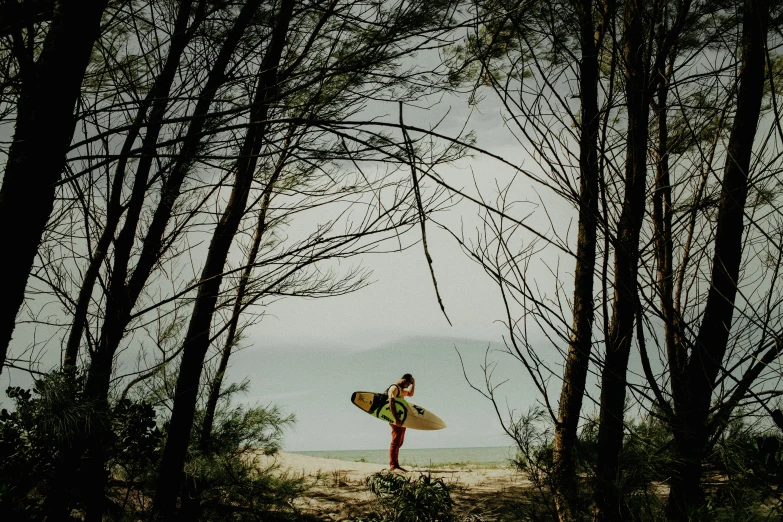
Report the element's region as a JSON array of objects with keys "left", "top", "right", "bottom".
[{"left": 351, "top": 391, "right": 446, "bottom": 430}]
